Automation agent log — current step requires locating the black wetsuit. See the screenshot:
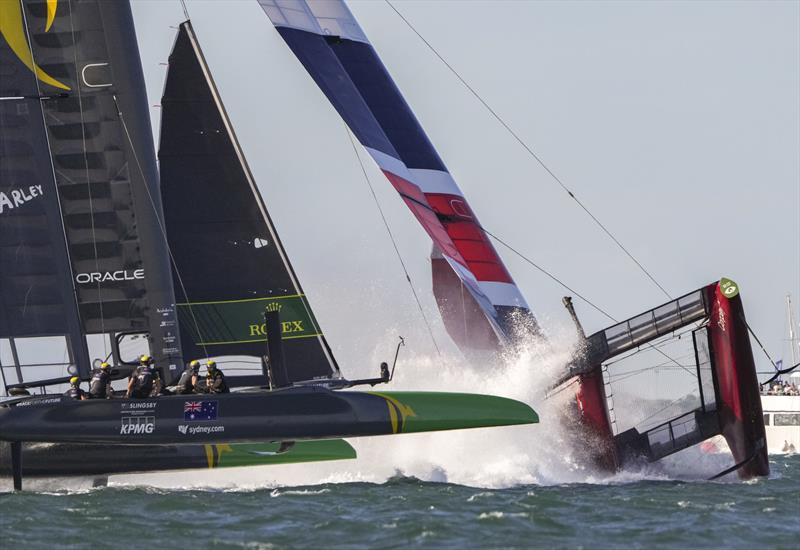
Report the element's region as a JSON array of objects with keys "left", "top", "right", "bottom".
[
  {"left": 88, "top": 368, "right": 111, "bottom": 399},
  {"left": 175, "top": 366, "right": 199, "bottom": 395},
  {"left": 63, "top": 386, "right": 84, "bottom": 400},
  {"left": 130, "top": 365, "right": 159, "bottom": 398},
  {"left": 205, "top": 370, "right": 229, "bottom": 394}
]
